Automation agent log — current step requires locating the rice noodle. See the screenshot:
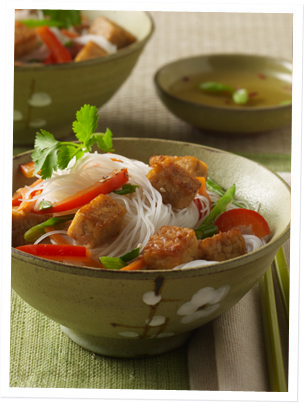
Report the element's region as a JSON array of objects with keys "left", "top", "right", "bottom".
[
  {"left": 31, "top": 152, "right": 267, "bottom": 264},
  {"left": 32, "top": 152, "right": 204, "bottom": 257}
]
